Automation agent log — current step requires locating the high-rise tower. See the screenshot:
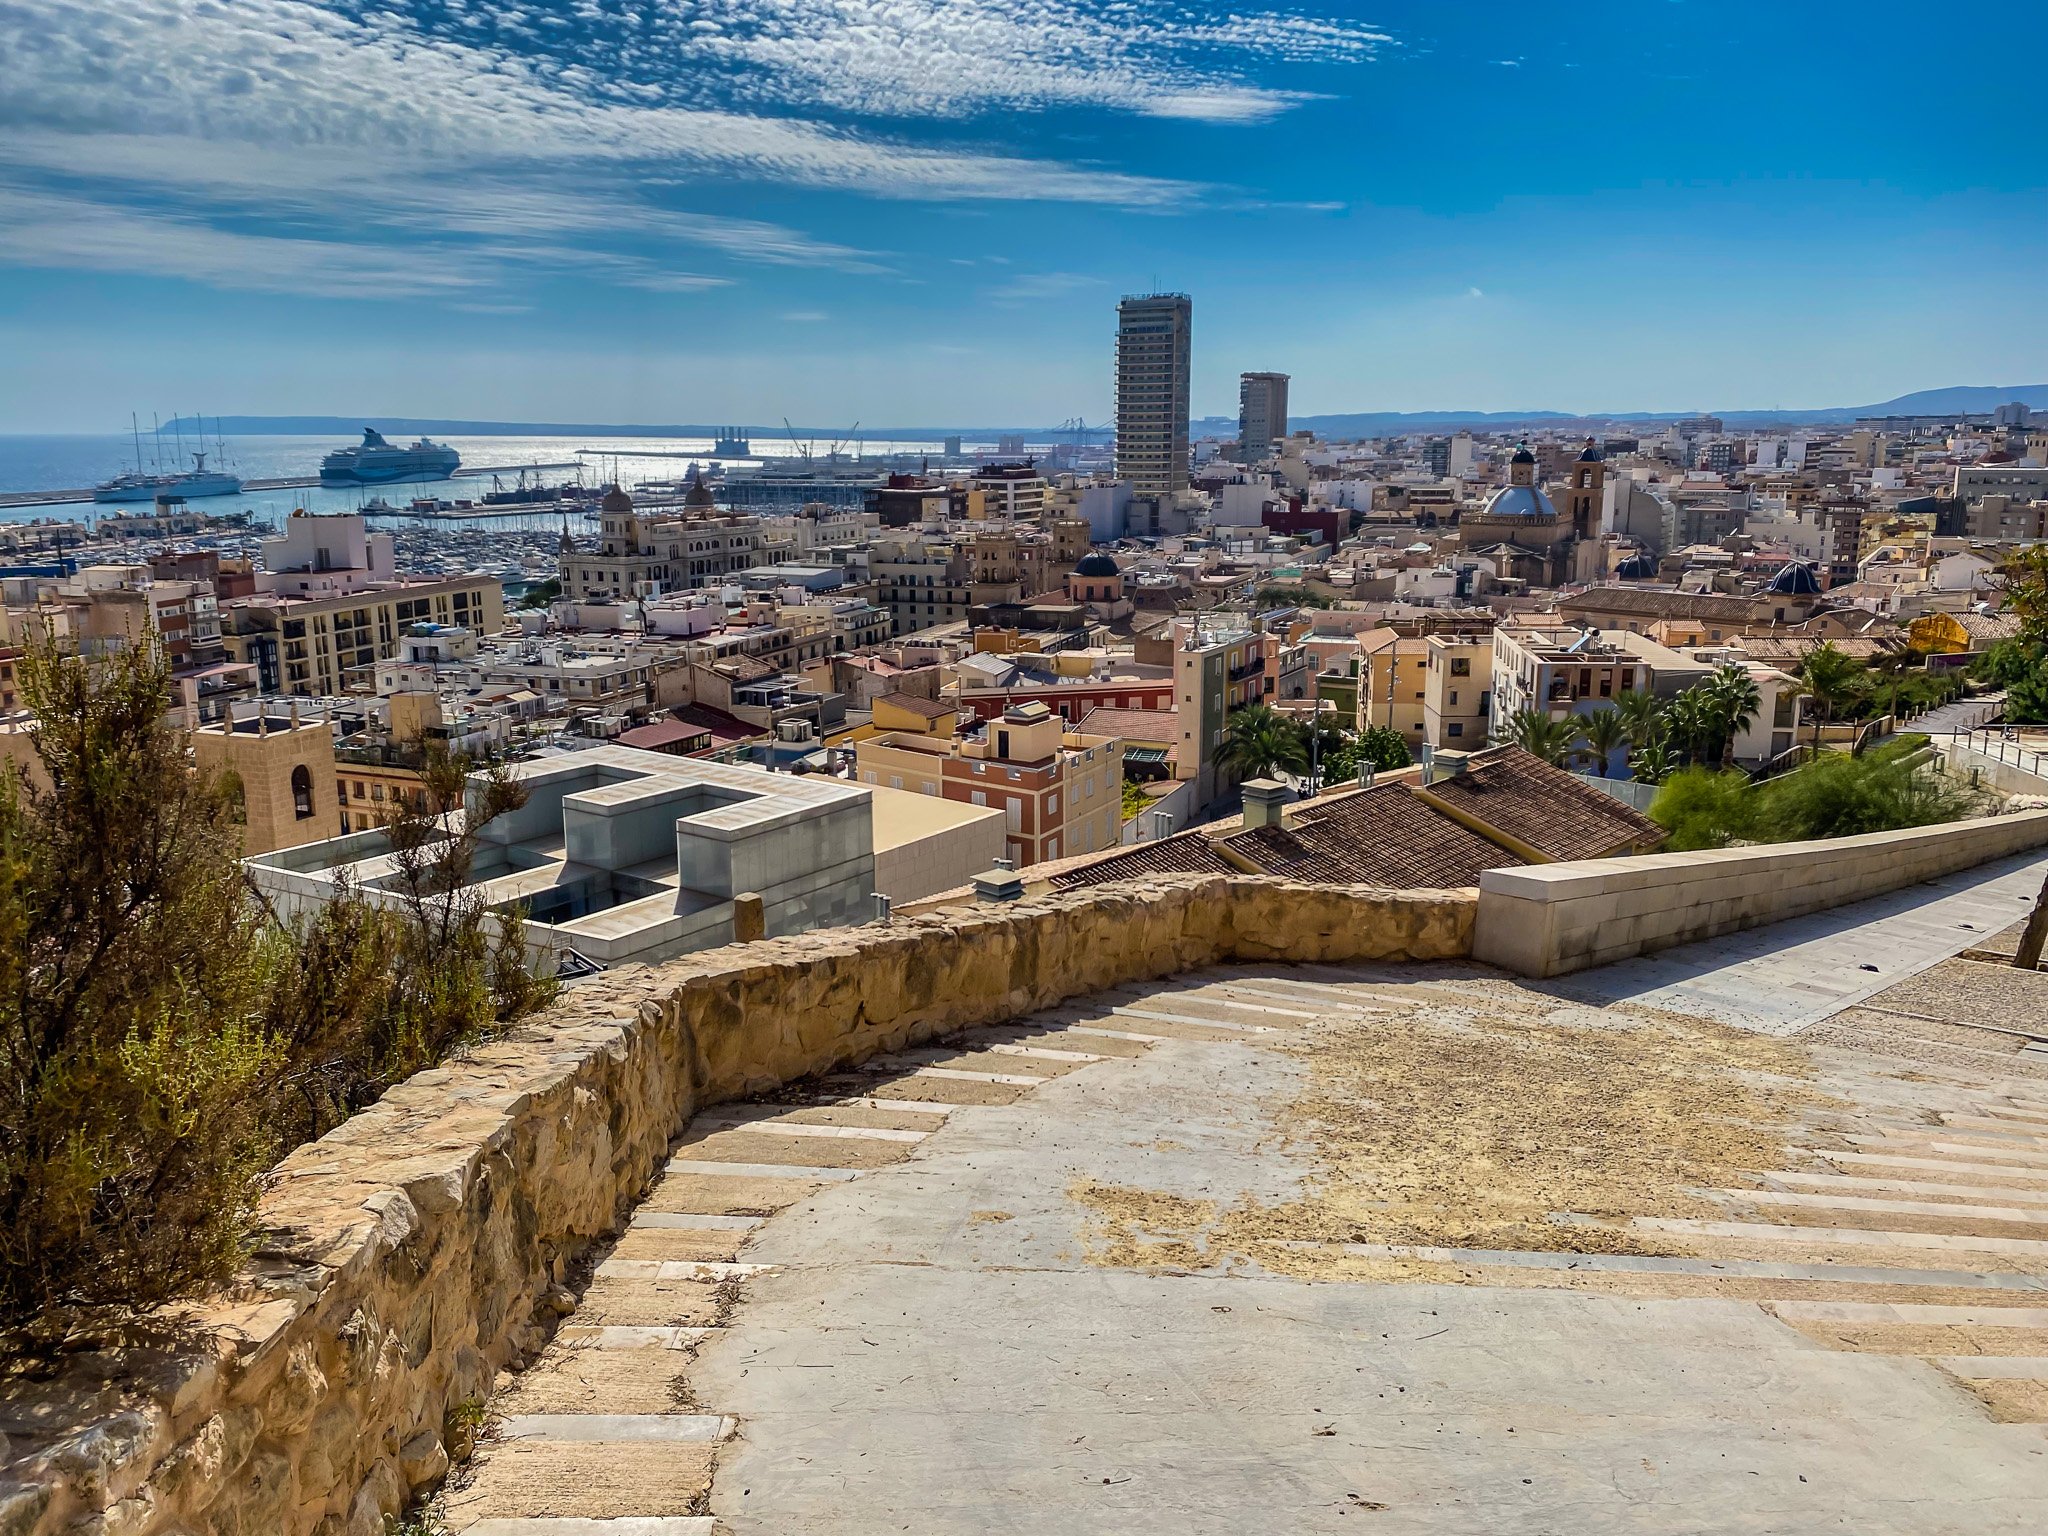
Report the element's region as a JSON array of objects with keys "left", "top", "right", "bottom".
[
  {"left": 1115, "top": 294, "right": 1192, "bottom": 495},
  {"left": 1237, "top": 371, "right": 1289, "bottom": 462}
]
